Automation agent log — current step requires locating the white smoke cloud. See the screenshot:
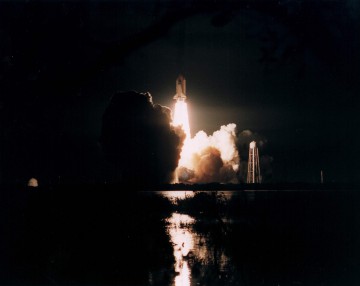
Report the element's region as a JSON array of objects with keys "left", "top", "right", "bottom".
[{"left": 177, "top": 123, "right": 239, "bottom": 183}]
